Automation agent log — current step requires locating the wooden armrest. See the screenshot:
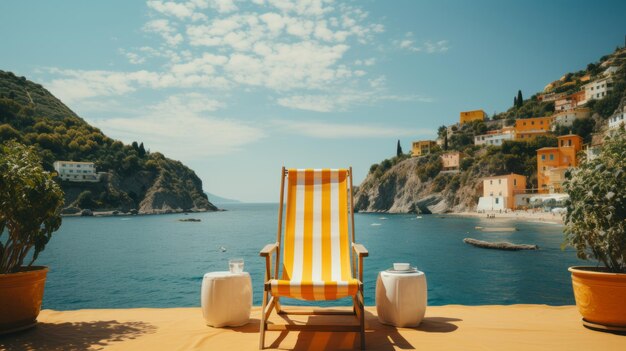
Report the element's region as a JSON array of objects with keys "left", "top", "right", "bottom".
[
  {"left": 260, "top": 242, "right": 279, "bottom": 257},
  {"left": 352, "top": 243, "right": 369, "bottom": 257}
]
